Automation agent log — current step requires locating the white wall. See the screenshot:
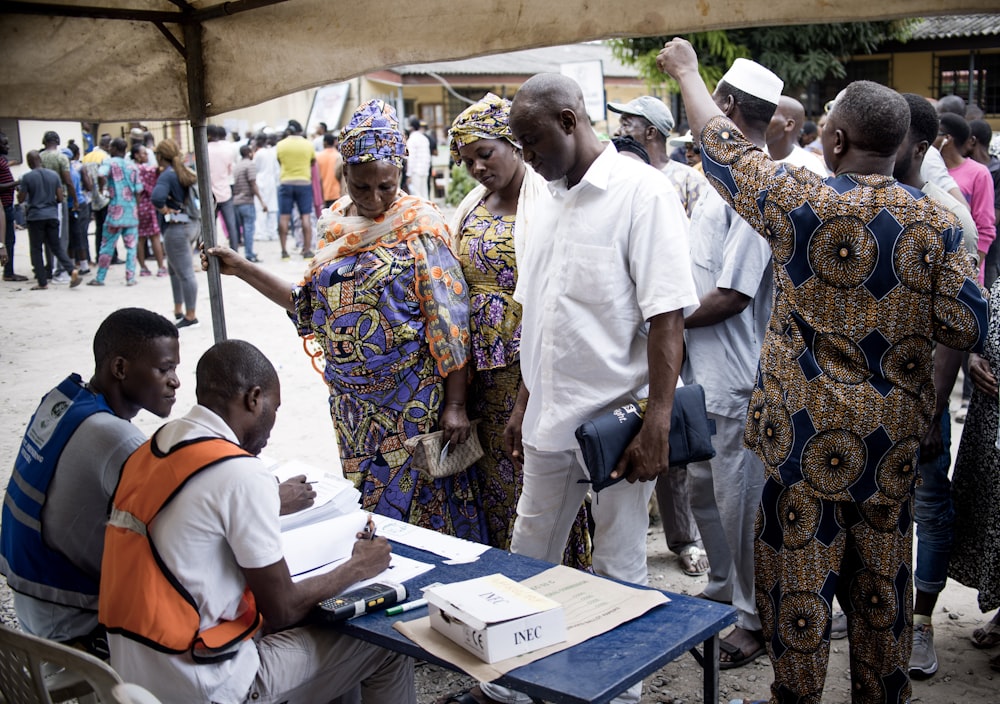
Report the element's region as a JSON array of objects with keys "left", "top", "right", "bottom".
[{"left": 10, "top": 121, "right": 84, "bottom": 178}]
